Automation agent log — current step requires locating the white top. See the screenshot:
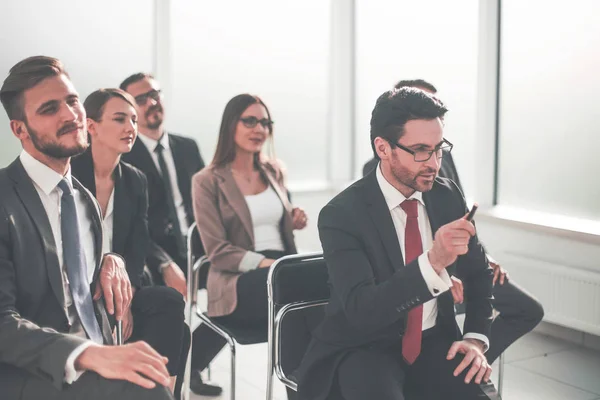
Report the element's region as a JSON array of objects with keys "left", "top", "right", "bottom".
[
  {"left": 19, "top": 150, "right": 99, "bottom": 383},
  {"left": 375, "top": 164, "right": 489, "bottom": 349},
  {"left": 101, "top": 190, "right": 115, "bottom": 254},
  {"left": 245, "top": 186, "right": 285, "bottom": 252},
  {"left": 137, "top": 132, "right": 189, "bottom": 235}
]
